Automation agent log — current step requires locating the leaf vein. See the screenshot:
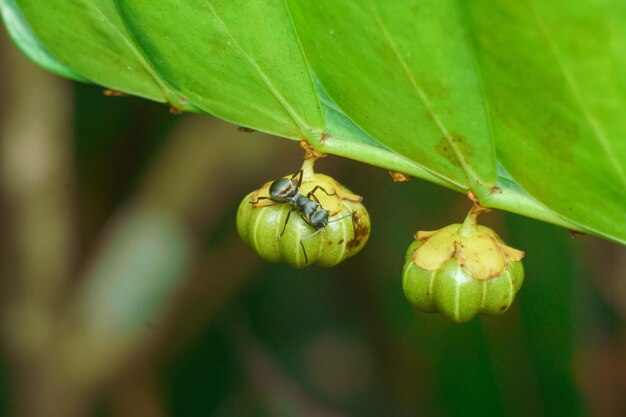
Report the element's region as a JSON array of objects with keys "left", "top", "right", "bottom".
[
  {"left": 93, "top": 0, "right": 187, "bottom": 104},
  {"left": 367, "top": 1, "right": 480, "bottom": 187},
  {"left": 204, "top": 0, "right": 311, "bottom": 138}
]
